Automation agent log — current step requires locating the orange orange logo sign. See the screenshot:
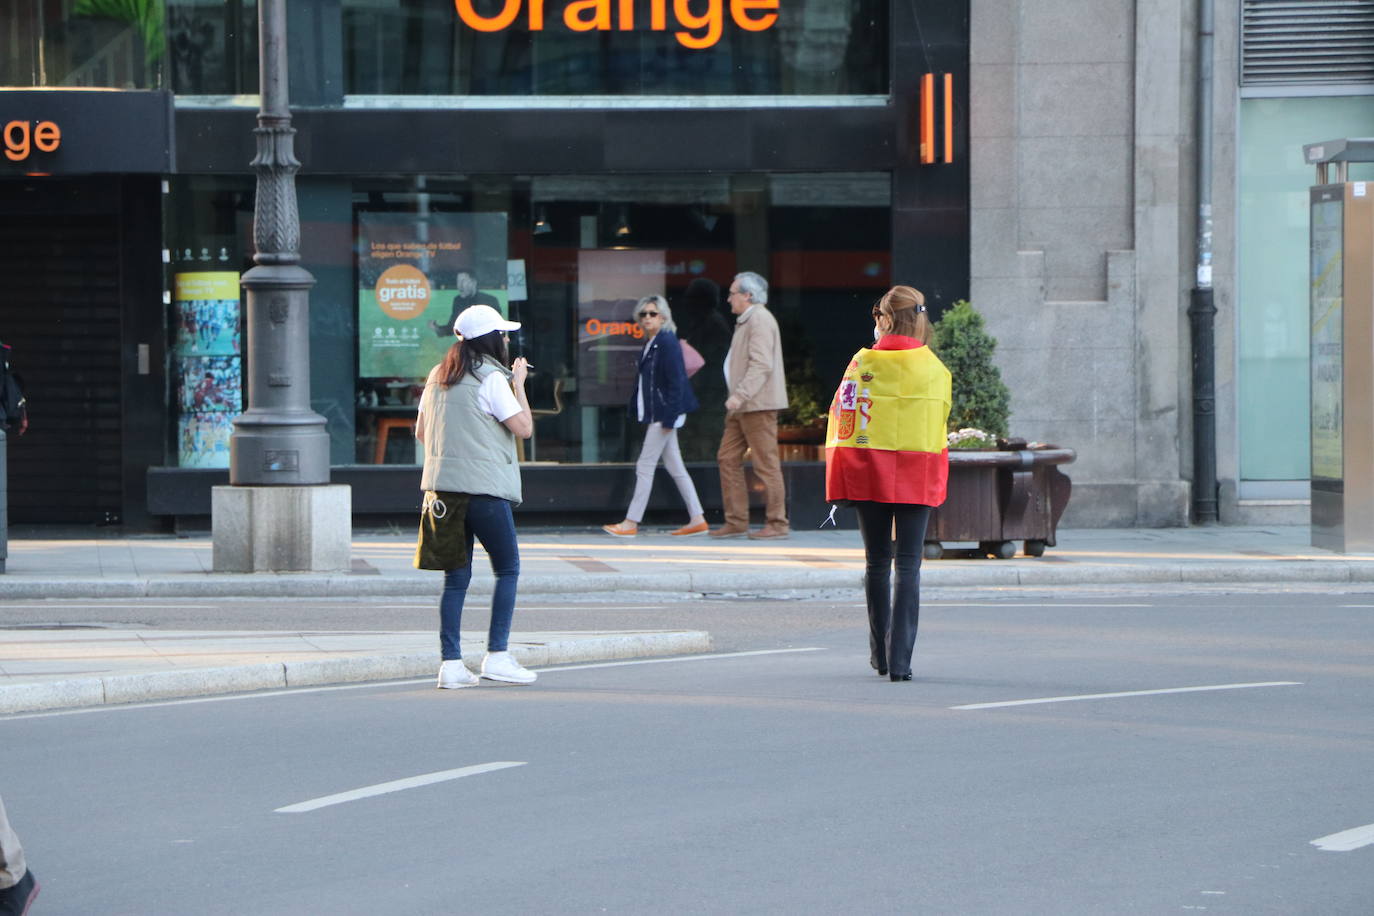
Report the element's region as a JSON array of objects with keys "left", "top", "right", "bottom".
[
  {"left": 454, "top": 0, "right": 778, "bottom": 49},
  {"left": 4, "top": 120, "right": 61, "bottom": 162}
]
